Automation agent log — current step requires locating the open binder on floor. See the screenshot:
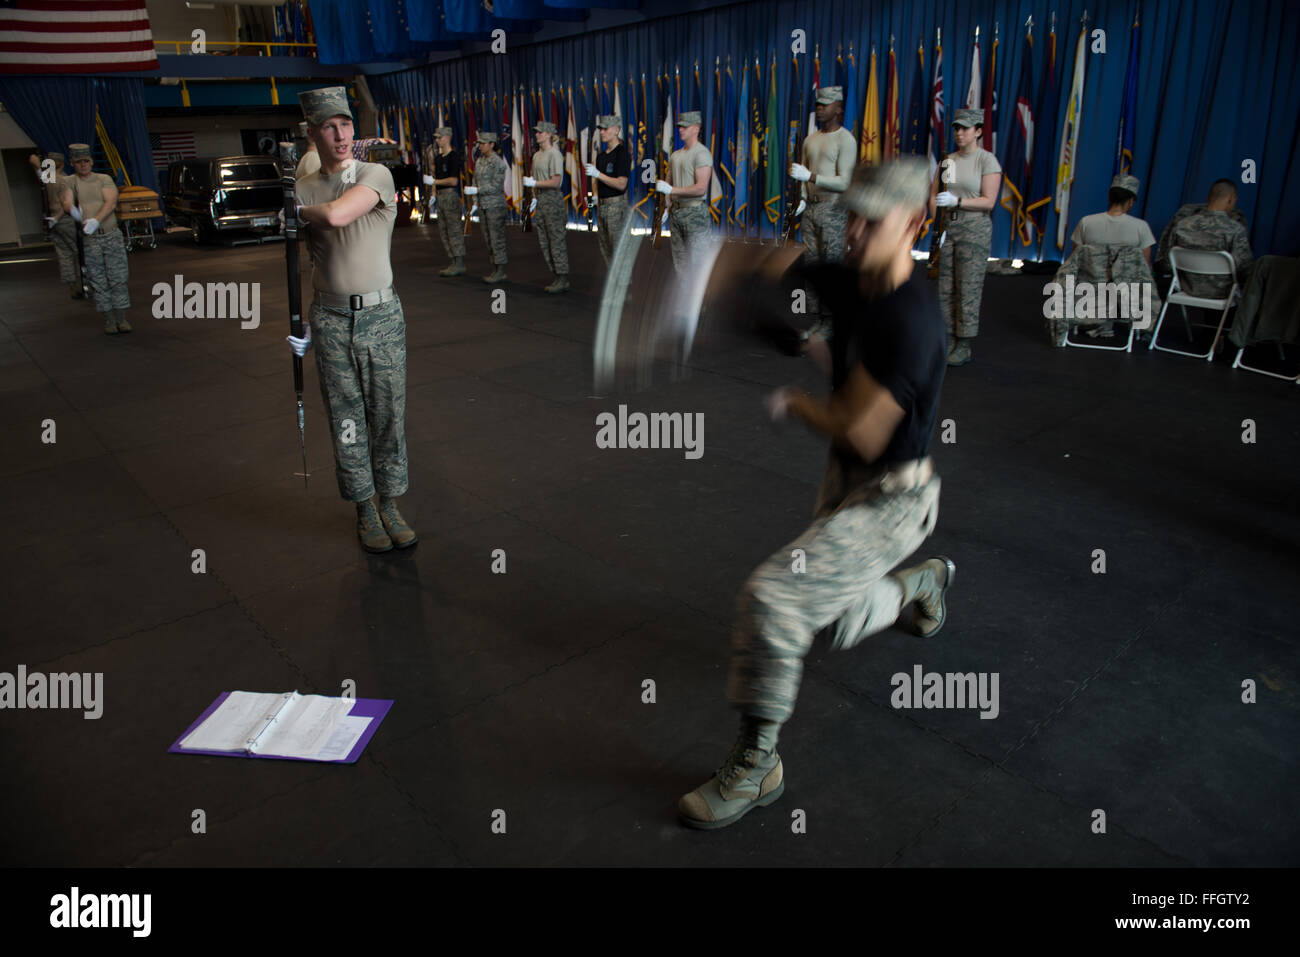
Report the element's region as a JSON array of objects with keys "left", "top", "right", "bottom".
[{"left": 169, "top": 691, "right": 392, "bottom": 764}]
